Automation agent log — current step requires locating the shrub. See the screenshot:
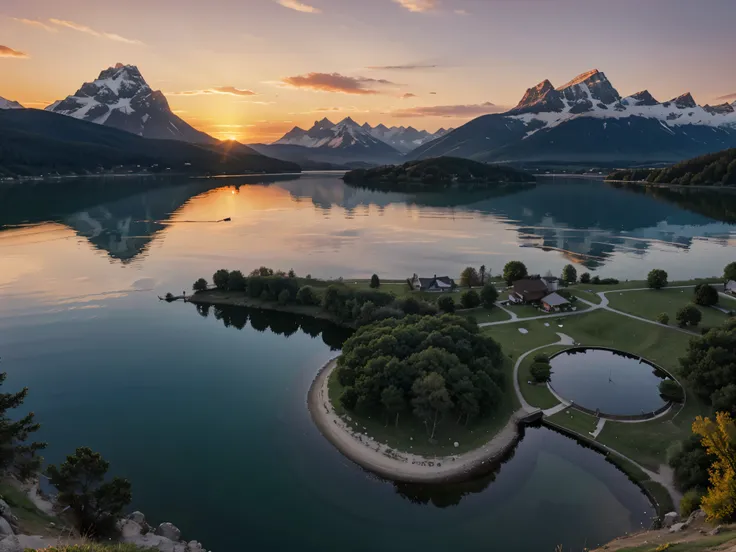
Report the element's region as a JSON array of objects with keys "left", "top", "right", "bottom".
[
  {"left": 278, "top": 289, "right": 290, "bottom": 305},
  {"left": 680, "top": 489, "right": 704, "bottom": 517},
  {"left": 657, "top": 312, "right": 670, "bottom": 325},
  {"left": 676, "top": 304, "right": 702, "bottom": 327},
  {"left": 437, "top": 295, "right": 455, "bottom": 313},
  {"left": 460, "top": 290, "right": 481, "bottom": 309},
  {"left": 659, "top": 379, "right": 684, "bottom": 403},
  {"left": 227, "top": 270, "right": 247, "bottom": 292},
  {"left": 580, "top": 272, "right": 591, "bottom": 284},
  {"left": 213, "top": 269, "right": 230, "bottom": 290},
  {"left": 530, "top": 362, "right": 552, "bottom": 383},
  {"left": 724, "top": 262, "right": 736, "bottom": 282},
  {"left": 164, "top": 292, "right": 174, "bottom": 301},
  {"left": 533, "top": 353, "right": 549, "bottom": 363},
  {"left": 591, "top": 276, "right": 601, "bottom": 284},
  {"left": 480, "top": 283, "right": 499, "bottom": 309},
  {"left": 297, "top": 285, "right": 320, "bottom": 306},
  {"left": 192, "top": 278, "right": 208, "bottom": 292},
  {"left": 599, "top": 278, "right": 620, "bottom": 285},
  {"left": 370, "top": 274, "right": 381, "bottom": 289},
  {"left": 339, "top": 387, "right": 359, "bottom": 410},
  {"left": 694, "top": 283, "right": 719, "bottom": 306},
  {"left": 647, "top": 269, "right": 669, "bottom": 290}
]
